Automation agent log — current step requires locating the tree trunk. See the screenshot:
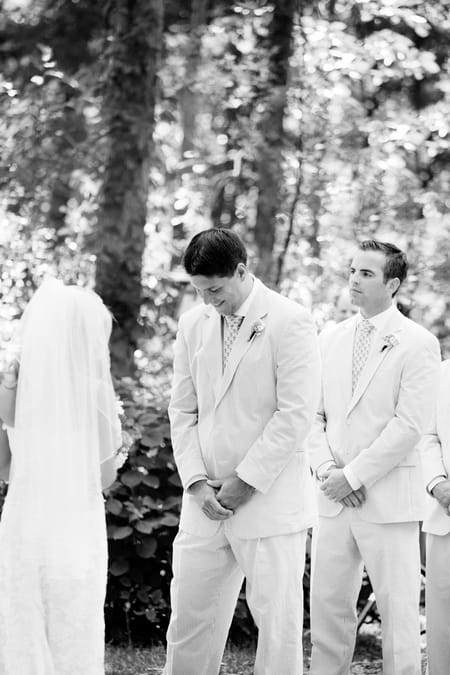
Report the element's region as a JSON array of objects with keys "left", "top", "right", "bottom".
[
  {"left": 180, "top": 0, "right": 209, "bottom": 156},
  {"left": 254, "top": 0, "right": 296, "bottom": 284},
  {"left": 171, "top": 0, "right": 209, "bottom": 267},
  {"left": 49, "top": 102, "right": 87, "bottom": 247},
  {"left": 275, "top": 136, "right": 303, "bottom": 286},
  {"left": 95, "top": 0, "right": 163, "bottom": 375}
]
